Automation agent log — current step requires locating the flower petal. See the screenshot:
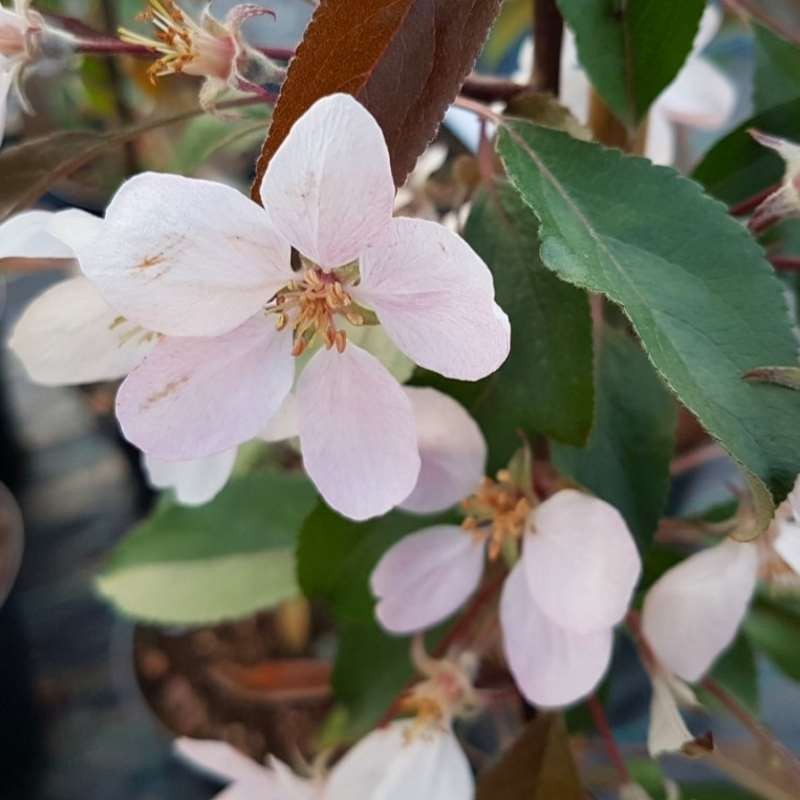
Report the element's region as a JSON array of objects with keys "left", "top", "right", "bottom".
[
  {"left": 524, "top": 490, "right": 641, "bottom": 634},
  {"left": 296, "top": 344, "right": 419, "bottom": 520},
  {"left": 371, "top": 525, "right": 485, "bottom": 634},
  {"left": 0, "top": 209, "right": 87, "bottom": 259},
  {"left": 500, "top": 563, "right": 613, "bottom": 707},
  {"left": 657, "top": 57, "right": 736, "bottom": 129},
  {"left": 642, "top": 538, "right": 759, "bottom": 682},
  {"left": 79, "top": 172, "right": 292, "bottom": 337},
  {"left": 261, "top": 393, "right": 298, "bottom": 442},
  {"left": 647, "top": 674, "right": 695, "bottom": 757},
  {"left": 45, "top": 208, "right": 105, "bottom": 253},
  {"left": 117, "top": 315, "right": 294, "bottom": 460},
  {"left": 775, "top": 517, "right": 800, "bottom": 575},
  {"left": 400, "top": 387, "right": 486, "bottom": 514},
  {"left": 327, "top": 721, "right": 474, "bottom": 800},
  {"left": 260, "top": 93, "right": 395, "bottom": 269},
  {"left": 8, "top": 276, "right": 155, "bottom": 385},
  {"left": 0, "top": 66, "right": 12, "bottom": 148},
  {"left": 173, "top": 738, "right": 270, "bottom": 785},
  {"left": 353, "top": 217, "right": 510, "bottom": 381},
  {"left": 144, "top": 448, "right": 237, "bottom": 505}
]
